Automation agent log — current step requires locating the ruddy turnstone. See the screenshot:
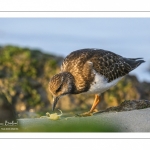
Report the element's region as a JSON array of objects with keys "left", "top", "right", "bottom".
[{"left": 49, "top": 48, "right": 145, "bottom": 116}]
